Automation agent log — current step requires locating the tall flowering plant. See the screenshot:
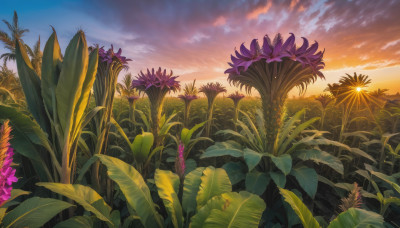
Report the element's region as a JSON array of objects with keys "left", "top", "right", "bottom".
[
  {"left": 228, "top": 91, "right": 245, "bottom": 128},
  {"left": 199, "top": 82, "right": 226, "bottom": 137},
  {"left": 0, "top": 120, "right": 18, "bottom": 207},
  {"left": 91, "top": 45, "right": 131, "bottom": 191},
  {"left": 117, "top": 73, "right": 140, "bottom": 123},
  {"left": 178, "top": 80, "right": 198, "bottom": 127},
  {"left": 132, "top": 67, "right": 180, "bottom": 146},
  {"left": 315, "top": 94, "right": 333, "bottom": 130},
  {"left": 225, "top": 33, "right": 325, "bottom": 153}
]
